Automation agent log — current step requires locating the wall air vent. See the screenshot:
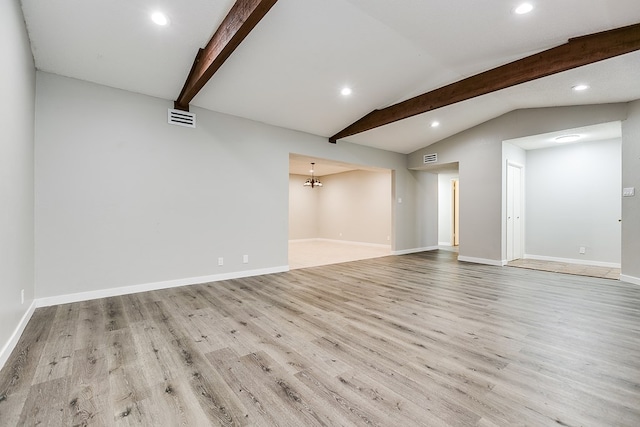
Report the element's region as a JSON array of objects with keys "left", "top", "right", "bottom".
[
  {"left": 168, "top": 109, "right": 196, "bottom": 128},
  {"left": 423, "top": 153, "right": 438, "bottom": 164}
]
